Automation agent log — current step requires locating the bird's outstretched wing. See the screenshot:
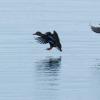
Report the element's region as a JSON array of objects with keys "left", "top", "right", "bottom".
[
  {"left": 53, "top": 31, "right": 62, "bottom": 51},
  {"left": 35, "top": 36, "right": 49, "bottom": 44}
]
